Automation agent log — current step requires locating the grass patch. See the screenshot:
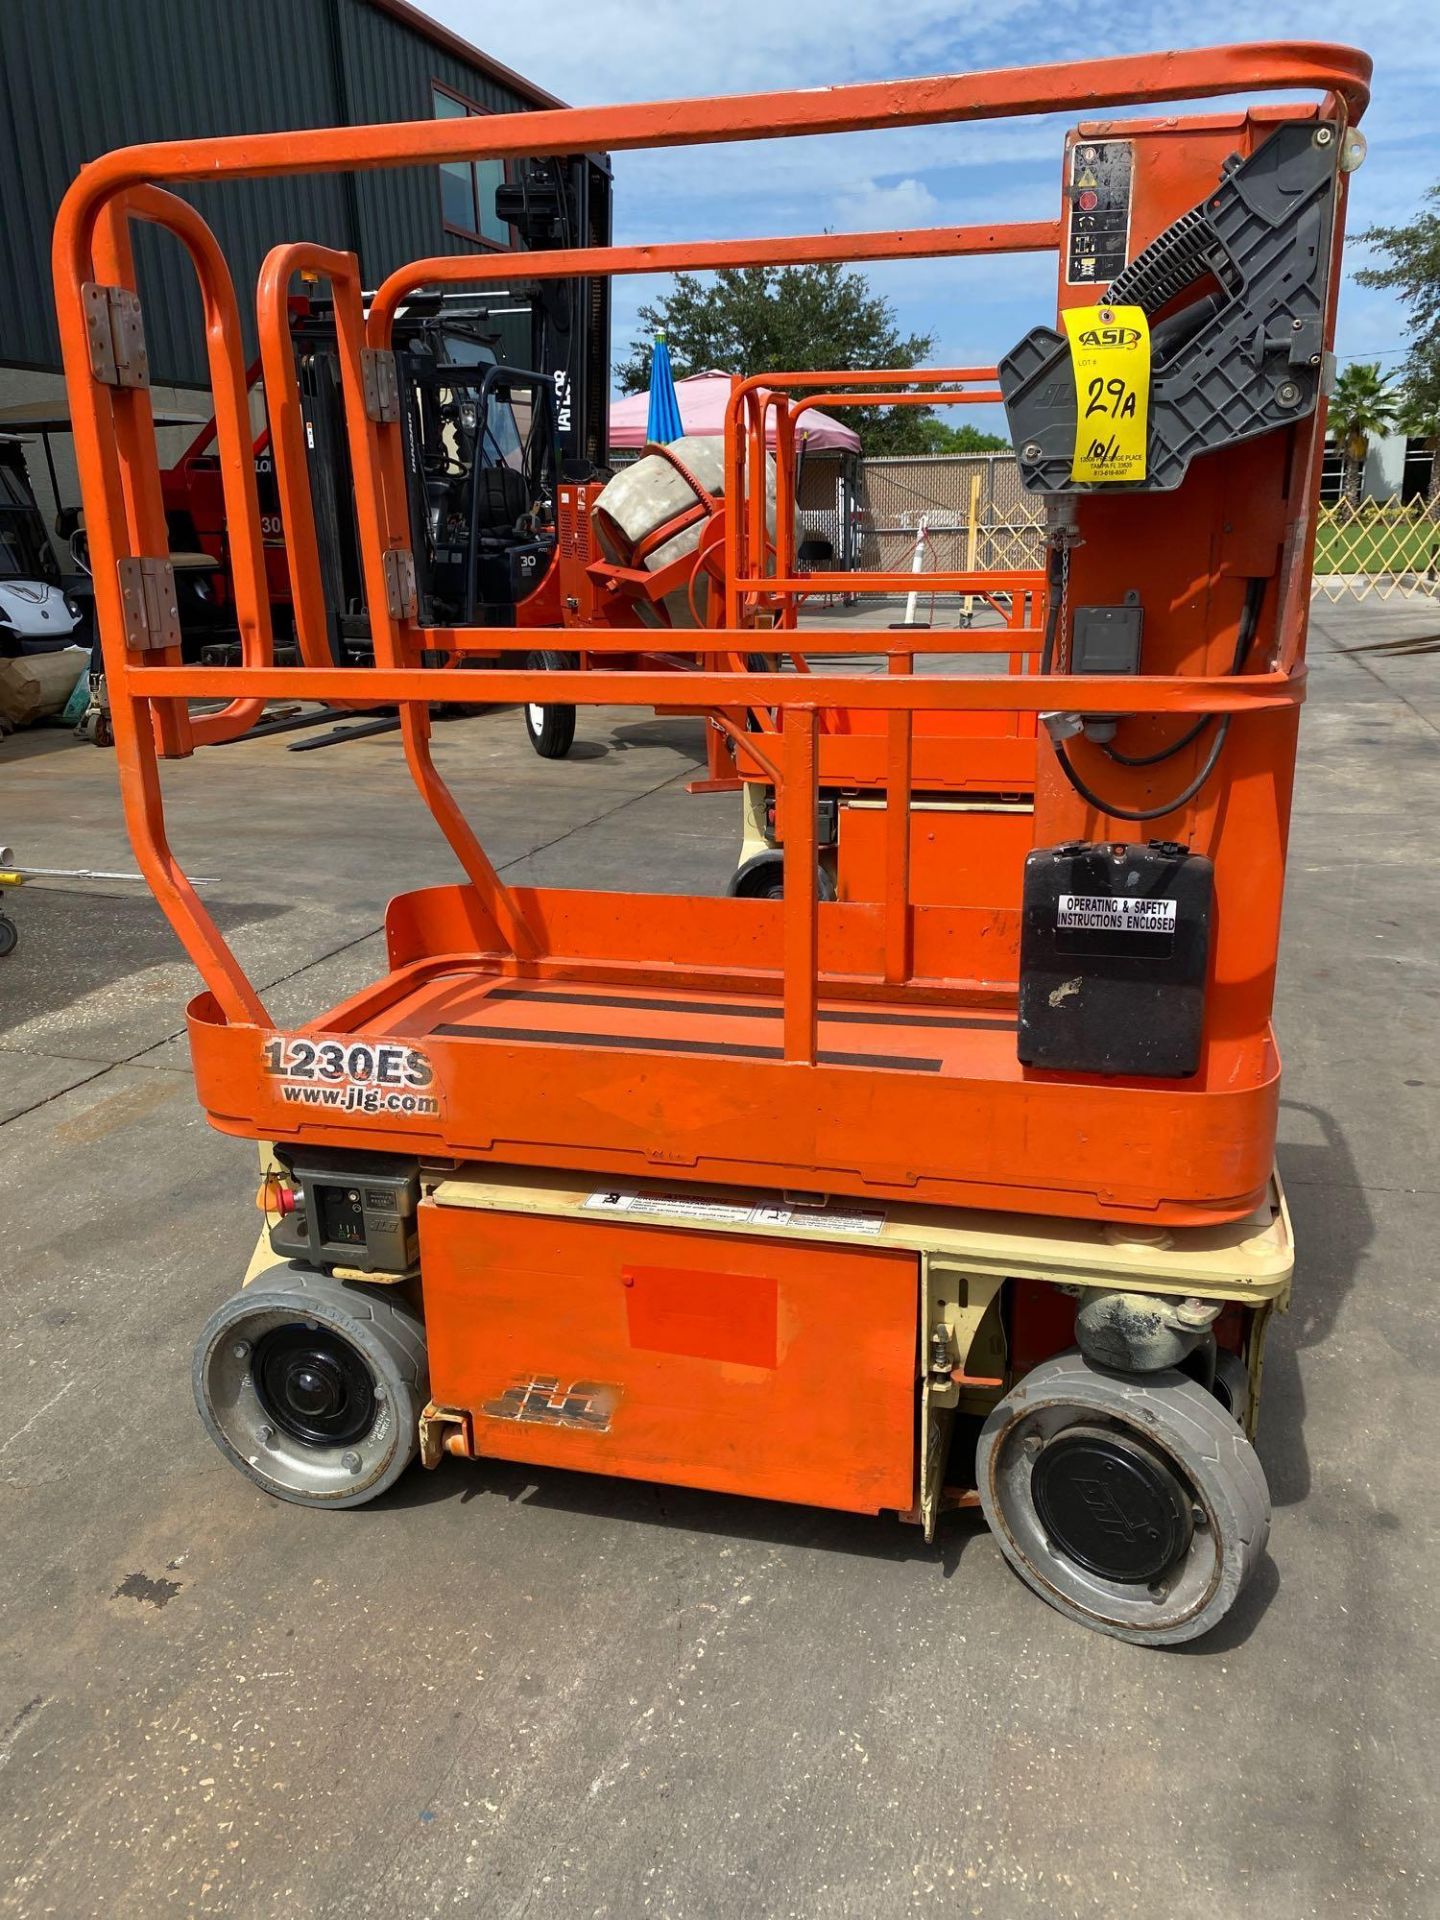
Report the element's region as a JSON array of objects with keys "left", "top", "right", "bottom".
[{"left": 1314, "top": 510, "right": 1440, "bottom": 576}]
